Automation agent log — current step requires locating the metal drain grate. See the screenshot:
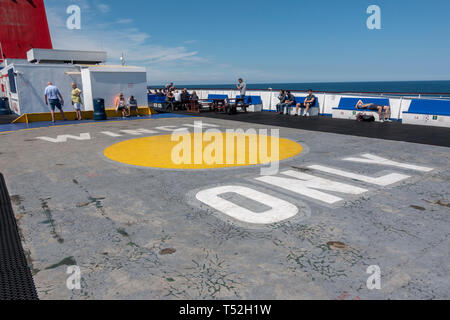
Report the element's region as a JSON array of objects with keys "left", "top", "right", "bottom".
[{"left": 0, "top": 173, "right": 38, "bottom": 300}]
